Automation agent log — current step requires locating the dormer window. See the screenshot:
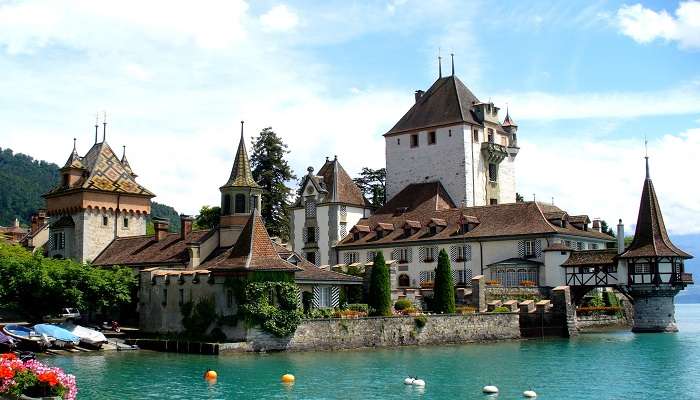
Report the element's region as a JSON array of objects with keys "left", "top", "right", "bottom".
[
  {"left": 353, "top": 232, "right": 360, "bottom": 241},
  {"left": 427, "top": 218, "right": 447, "bottom": 235},
  {"left": 376, "top": 230, "right": 384, "bottom": 239},
  {"left": 62, "top": 174, "right": 69, "bottom": 187},
  {"left": 374, "top": 223, "right": 394, "bottom": 240},
  {"left": 429, "top": 226, "right": 437, "bottom": 235},
  {"left": 461, "top": 223, "right": 469, "bottom": 234},
  {"left": 404, "top": 228, "right": 412, "bottom": 237},
  {"left": 350, "top": 225, "right": 370, "bottom": 241}
]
